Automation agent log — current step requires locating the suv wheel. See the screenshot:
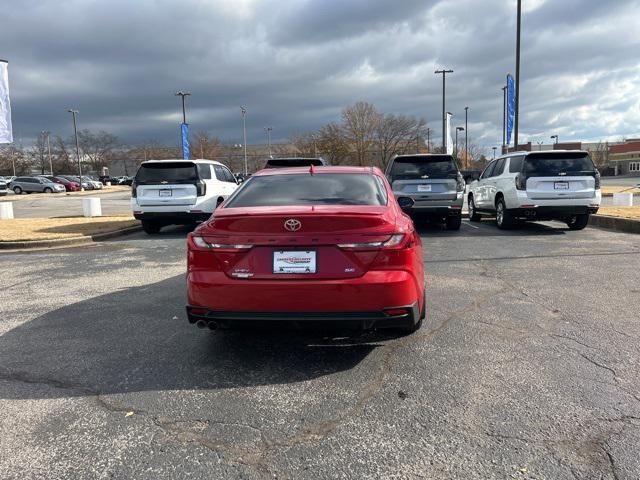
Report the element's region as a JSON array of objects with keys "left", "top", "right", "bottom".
[
  {"left": 566, "top": 214, "right": 589, "bottom": 230},
  {"left": 13, "top": 186, "right": 22, "bottom": 194},
  {"left": 445, "top": 215, "right": 462, "bottom": 231},
  {"left": 141, "top": 220, "right": 162, "bottom": 234},
  {"left": 468, "top": 196, "right": 481, "bottom": 222},
  {"left": 495, "top": 198, "right": 514, "bottom": 230}
]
